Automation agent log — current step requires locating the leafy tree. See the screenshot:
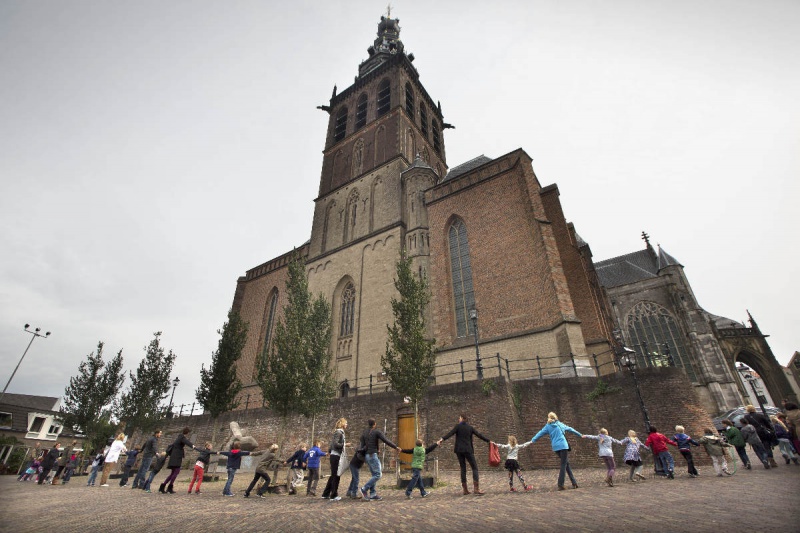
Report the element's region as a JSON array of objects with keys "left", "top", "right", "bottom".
[
  {"left": 382, "top": 252, "right": 437, "bottom": 437},
  {"left": 196, "top": 309, "right": 248, "bottom": 448},
  {"left": 256, "top": 253, "right": 334, "bottom": 444},
  {"left": 58, "top": 342, "right": 125, "bottom": 450},
  {"left": 118, "top": 332, "right": 176, "bottom": 437}
]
